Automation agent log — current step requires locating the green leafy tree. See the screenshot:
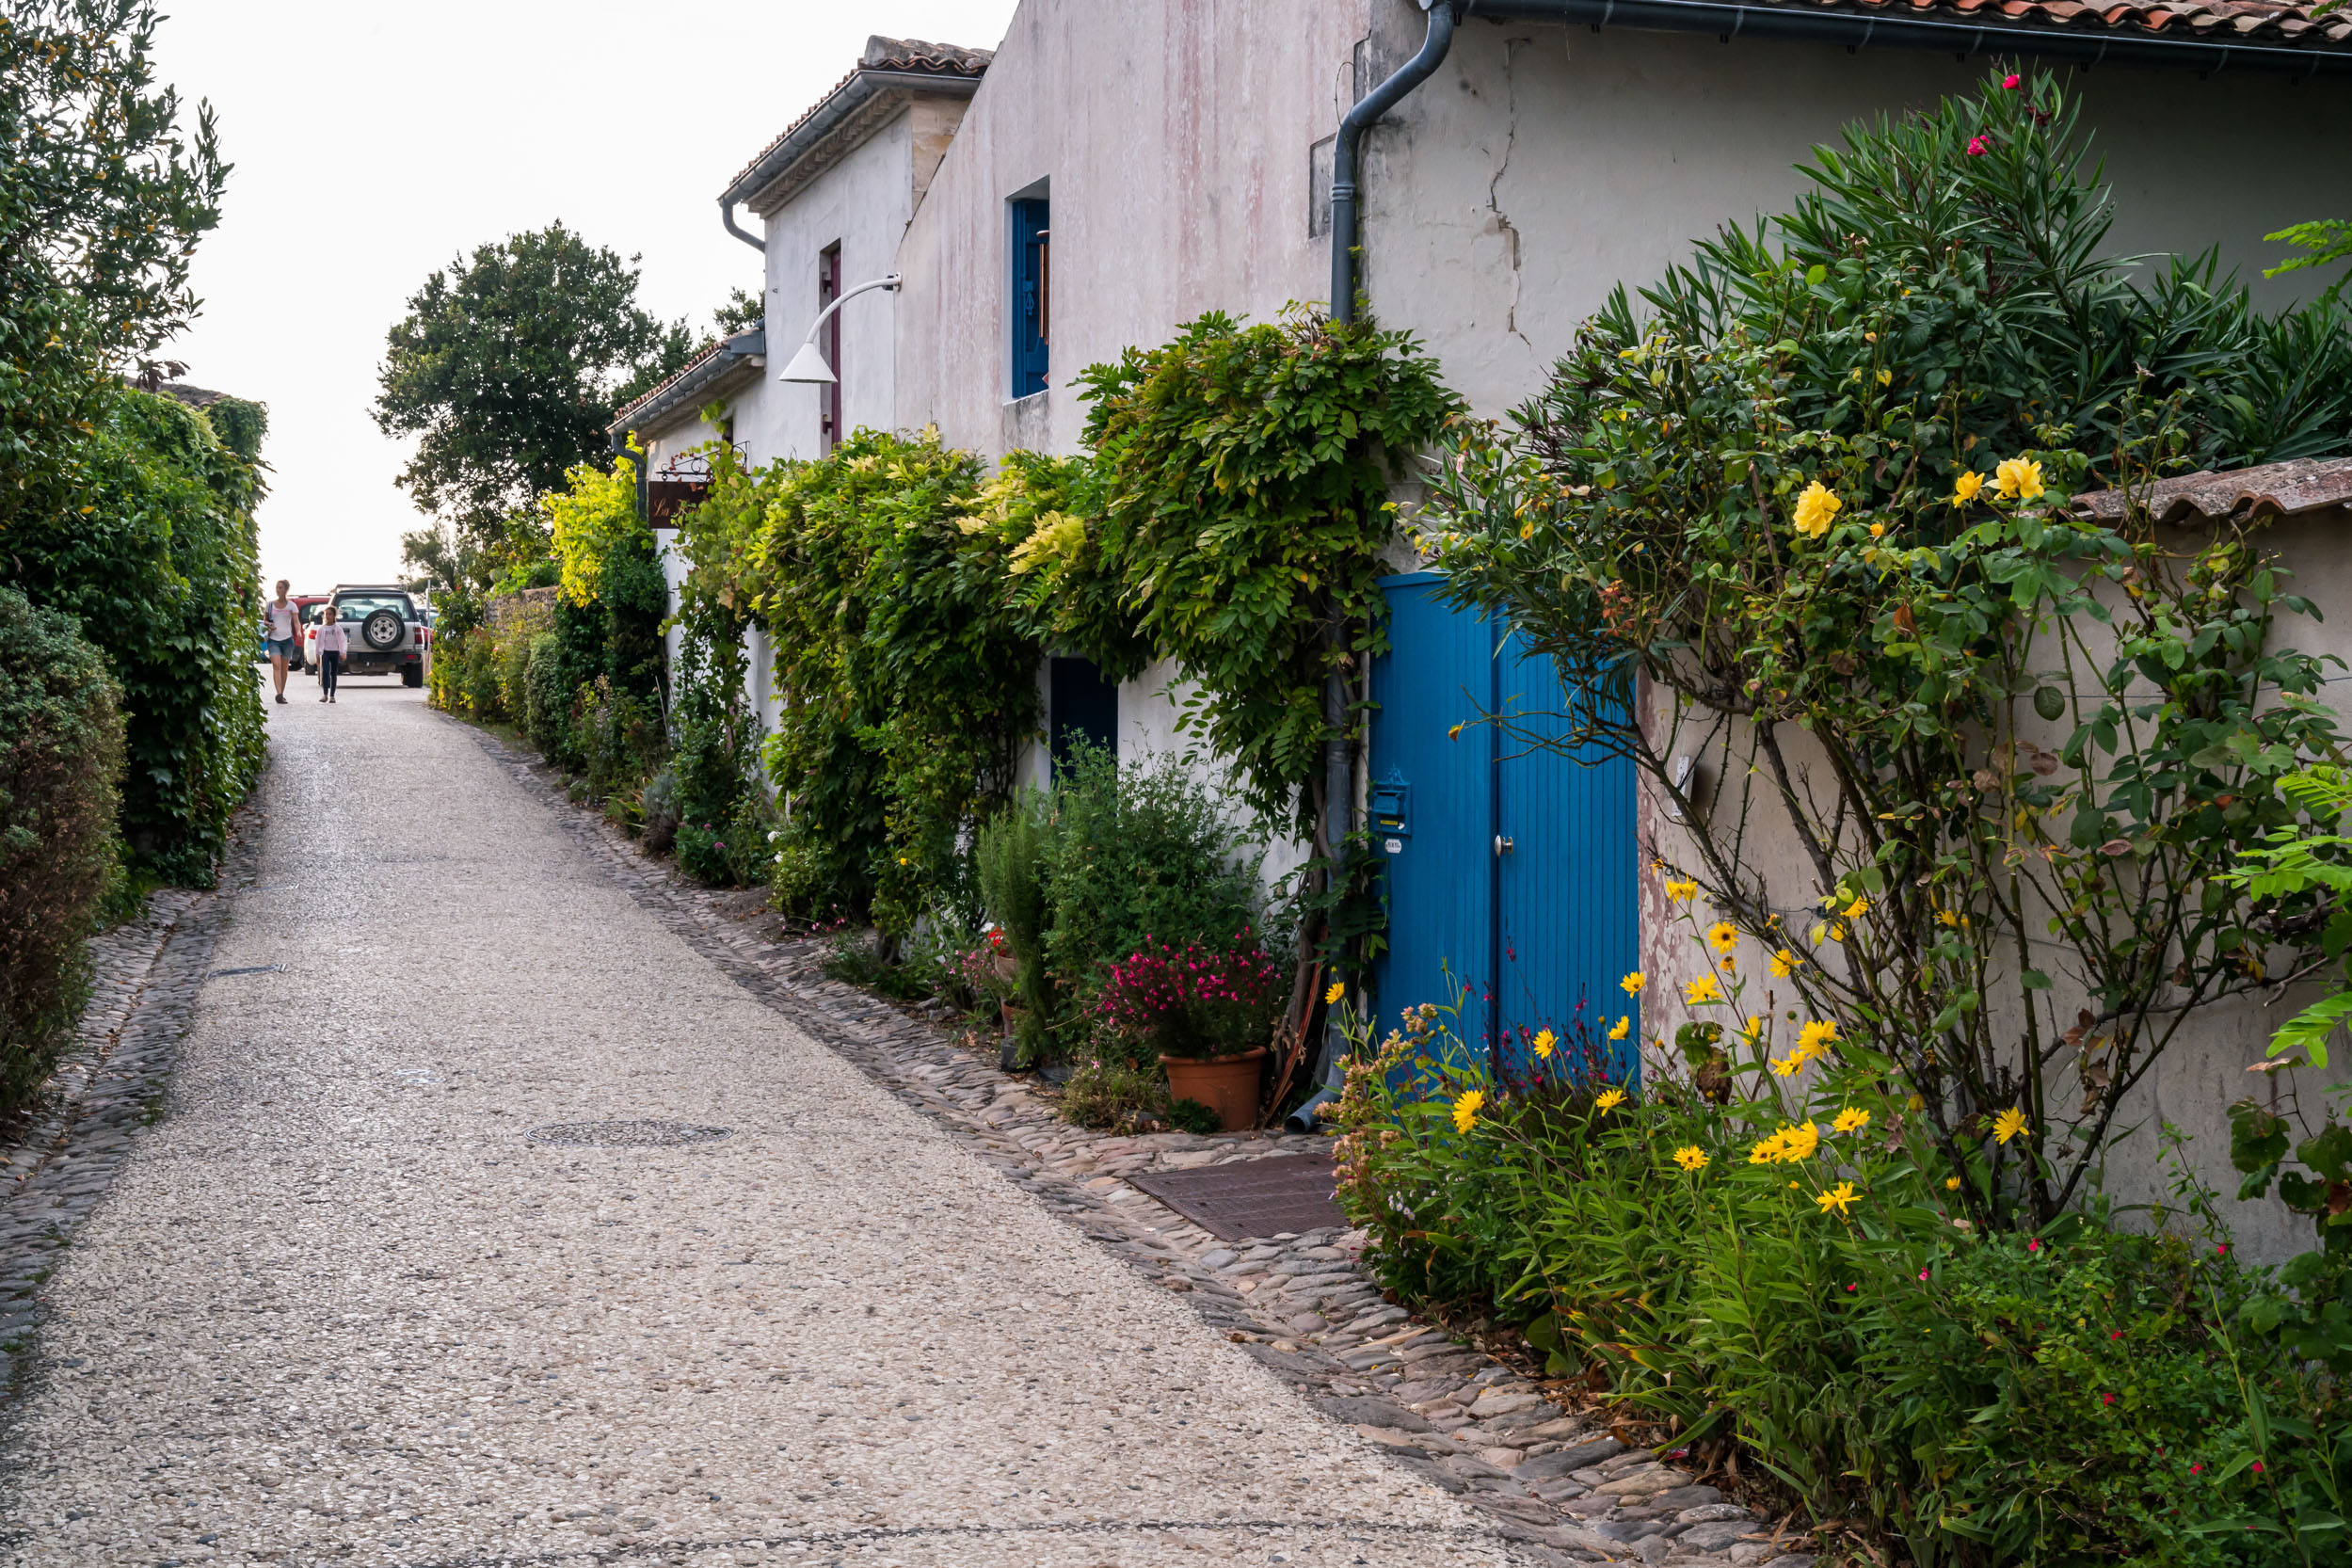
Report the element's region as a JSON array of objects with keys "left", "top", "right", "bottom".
[
  {"left": 711, "top": 286, "right": 764, "bottom": 338},
  {"left": 372, "top": 223, "right": 692, "bottom": 540},
  {"left": 0, "top": 0, "right": 225, "bottom": 548}
]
